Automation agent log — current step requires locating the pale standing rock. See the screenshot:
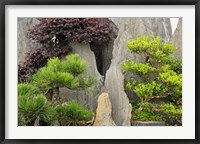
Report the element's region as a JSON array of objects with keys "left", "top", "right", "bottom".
[{"left": 93, "top": 93, "right": 116, "bottom": 126}]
